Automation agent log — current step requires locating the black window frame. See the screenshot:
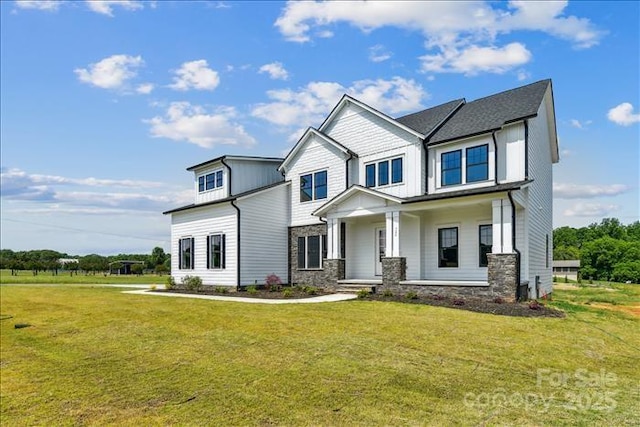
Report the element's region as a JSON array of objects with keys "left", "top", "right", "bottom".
[
  {"left": 365, "top": 164, "right": 376, "bottom": 187},
  {"left": 178, "top": 237, "right": 194, "bottom": 270},
  {"left": 299, "top": 170, "right": 327, "bottom": 202},
  {"left": 365, "top": 156, "right": 403, "bottom": 188},
  {"left": 314, "top": 170, "right": 327, "bottom": 200},
  {"left": 378, "top": 160, "right": 389, "bottom": 186},
  {"left": 479, "top": 224, "right": 492, "bottom": 267},
  {"left": 441, "top": 150, "right": 462, "bottom": 186},
  {"left": 198, "top": 170, "right": 224, "bottom": 193},
  {"left": 207, "top": 233, "right": 226, "bottom": 270},
  {"left": 466, "top": 144, "right": 489, "bottom": 183},
  {"left": 391, "top": 157, "right": 403, "bottom": 184},
  {"left": 438, "top": 227, "right": 458, "bottom": 268},
  {"left": 198, "top": 176, "right": 205, "bottom": 192},
  {"left": 297, "top": 234, "right": 326, "bottom": 270}
]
